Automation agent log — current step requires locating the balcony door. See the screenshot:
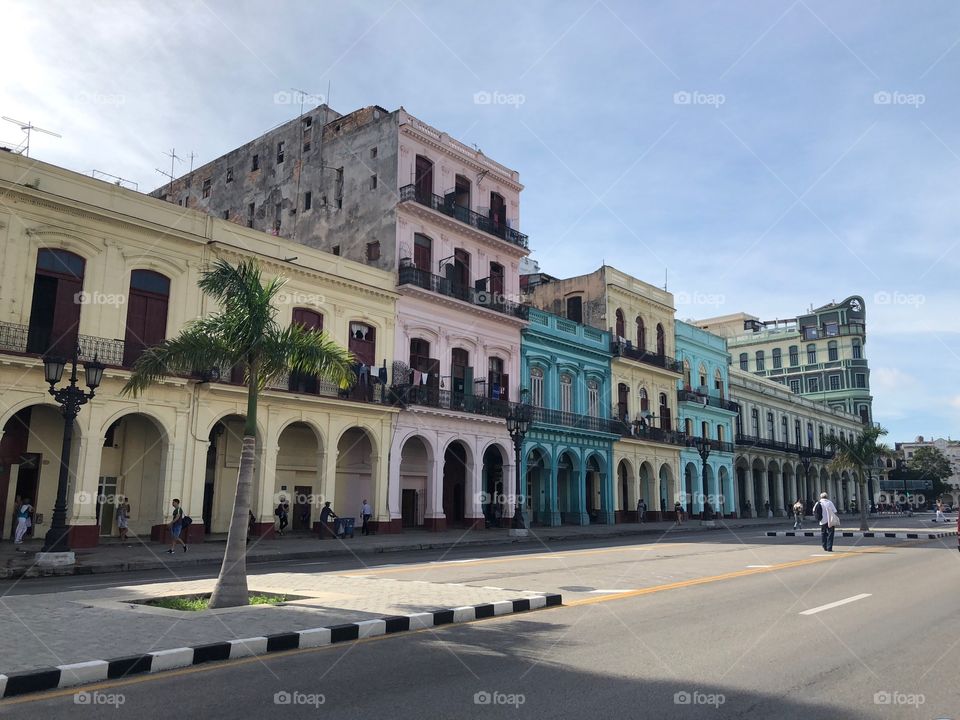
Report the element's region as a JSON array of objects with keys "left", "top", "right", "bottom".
[
  {"left": 415, "top": 156, "right": 433, "bottom": 201},
  {"left": 617, "top": 383, "right": 629, "bottom": 421},
  {"left": 488, "top": 357, "right": 508, "bottom": 400},
  {"left": 288, "top": 308, "right": 323, "bottom": 393},
  {"left": 659, "top": 393, "right": 671, "bottom": 431},
  {"left": 413, "top": 233, "right": 432, "bottom": 272},
  {"left": 409, "top": 338, "right": 438, "bottom": 403},
  {"left": 349, "top": 323, "right": 376, "bottom": 366},
  {"left": 123, "top": 270, "right": 170, "bottom": 367},
  {"left": 451, "top": 348, "right": 472, "bottom": 405},
  {"left": 27, "top": 249, "right": 85, "bottom": 358},
  {"left": 489, "top": 192, "right": 506, "bottom": 232}
]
